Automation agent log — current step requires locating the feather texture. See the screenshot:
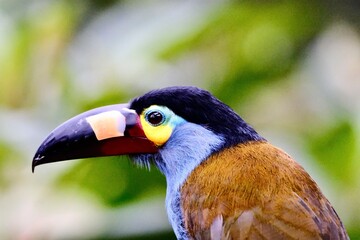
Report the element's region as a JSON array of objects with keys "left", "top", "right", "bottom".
[{"left": 181, "top": 141, "right": 348, "bottom": 240}]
